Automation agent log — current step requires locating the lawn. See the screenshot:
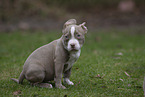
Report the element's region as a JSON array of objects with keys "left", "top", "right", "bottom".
[{"left": 0, "top": 27, "right": 145, "bottom": 96}]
